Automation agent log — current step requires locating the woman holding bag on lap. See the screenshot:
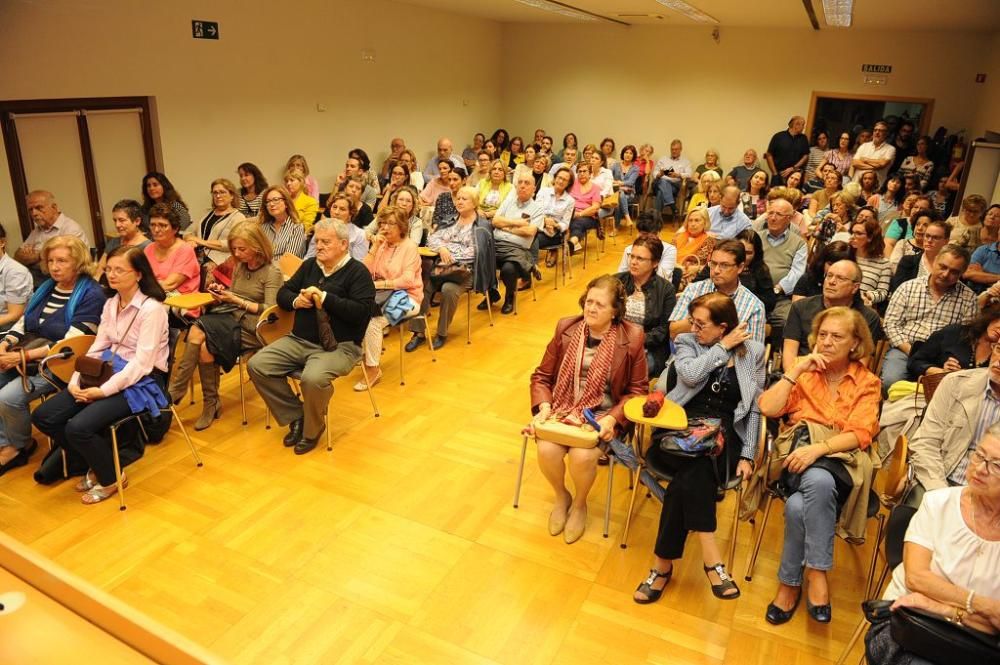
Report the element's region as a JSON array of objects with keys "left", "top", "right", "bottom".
[
  {"left": 32, "top": 246, "right": 169, "bottom": 505},
  {"left": 529, "top": 274, "right": 648, "bottom": 544}
]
